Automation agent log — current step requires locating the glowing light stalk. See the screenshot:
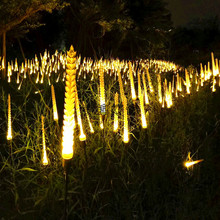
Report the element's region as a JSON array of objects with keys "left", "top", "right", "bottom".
[
  {"left": 123, "top": 96, "right": 129, "bottom": 143},
  {"left": 140, "top": 91, "right": 147, "bottom": 128},
  {"left": 100, "top": 65, "right": 106, "bottom": 114},
  {"left": 62, "top": 46, "right": 77, "bottom": 160},
  {"left": 75, "top": 88, "right": 86, "bottom": 141},
  {"left": 185, "top": 69, "right": 191, "bottom": 94},
  {"left": 117, "top": 68, "right": 125, "bottom": 103},
  {"left": 142, "top": 72, "right": 149, "bottom": 105},
  {"left": 41, "top": 115, "right": 48, "bottom": 165},
  {"left": 83, "top": 101, "right": 94, "bottom": 133},
  {"left": 184, "top": 159, "right": 204, "bottom": 168},
  {"left": 113, "top": 92, "right": 119, "bottom": 132},
  {"left": 7, "top": 94, "right": 12, "bottom": 140},
  {"left": 157, "top": 74, "right": 162, "bottom": 103},
  {"left": 146, "top": 68, "right": 154, "bottom": 93},
  {"left": 138, "top": 72, "right": 141, "bottom": 99},
  {"left": 51, "top": 85, "right": 58, "bottom": 121},
  {"left": 129, "top": 62, "right": 136, "bottom": 101}
]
